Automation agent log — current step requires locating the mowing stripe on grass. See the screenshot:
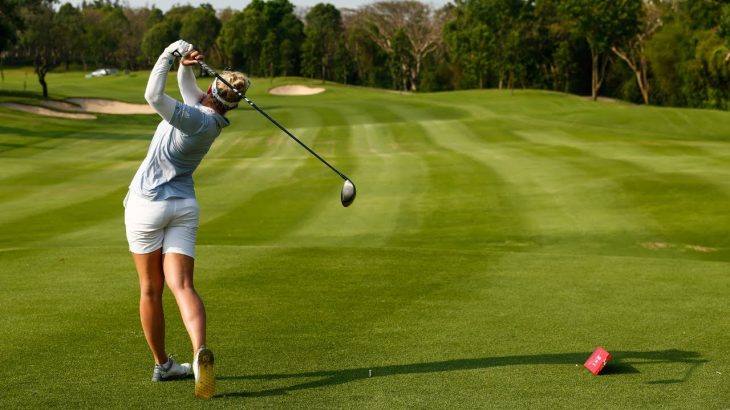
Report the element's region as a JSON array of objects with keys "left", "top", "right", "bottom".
[
  {"left": 0, "top": 186, "right": 128, "bottom": 247},
  {"left": 281, "top": 123, "right": 413, "bottom": 246},
  {"left": 432, "top": 119, "right": 652, "bottom": 254},
  {"left": 0, "top": 159, "right": 131, "bottom": 225},
  {"left": 388, "top": 120, "right": 527, "bottom": 249},
  {"left": 198, "top": 133, "right": 335, "bottom": 245},
  {"left": 509, "top": 127, "right": 730, "bottom": 258}
]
